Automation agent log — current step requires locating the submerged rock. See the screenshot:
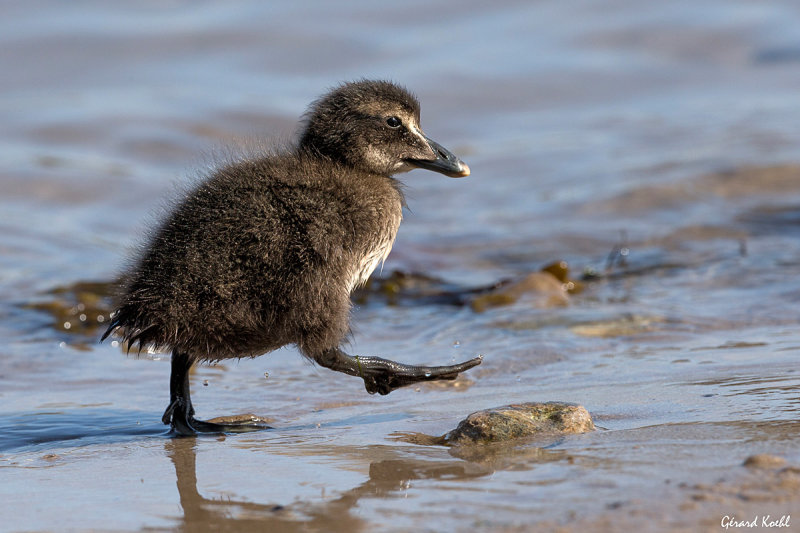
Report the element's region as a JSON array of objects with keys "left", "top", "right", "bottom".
[
  {"left": 743, "top": 454, "right": 787, "bottom": 469},
  {"left": 23, "top": 280, "right": 117, "bottom": 350},
  {"left": 569, "top": 314, "right": 667, "bottom": 337},
  {"left": 469, "top": 260, "right": 584, "bottom": 313},
  {"left": 470, "top": 272, "right": 568, "bottom": 312},
  {"left": 444, "top": 402, "right": 594, "bottom": 445},
  {"left": 353, "top": 270, "right": 467, "bottom": 307},
  {"left": 25, "top": 280, "right": 116, "bottom": 335}
]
